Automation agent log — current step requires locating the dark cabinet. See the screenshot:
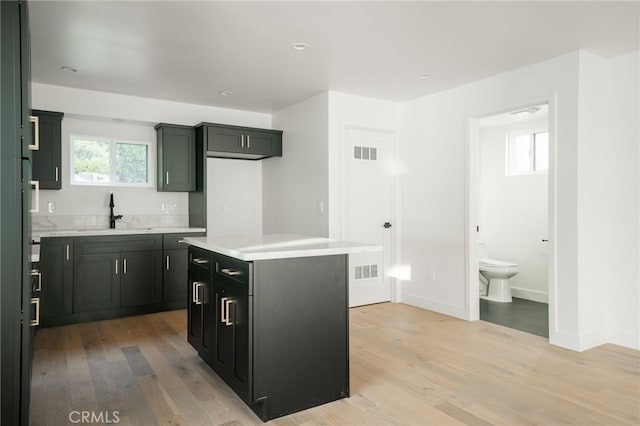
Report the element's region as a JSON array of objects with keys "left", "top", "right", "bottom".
[
  {"left": 163, "top": 232, "right": 205, "bottom": 306},
  {"left": 200, "top": 123, "right": 283, "bottom": 160},
  {"left": 211, "top": 252, "right": 251, "bottom": 401},
  {"left": 155, "top": 124, "right": 196, "bottom": 192},
  {"left": 30, "top": 110, "right": 63, "bottom": 190},
  {"left": 120, "top": 250, "right": 162, "bottom": 307},
  {"left": 73, "top": 253, "right": 120, "bottom": 313},
  {"left": 38, "top": 237, "right": 73, "bottom": 325},
  {"left": 73, "top": 234, "right": 162, "bottom": 315},
  {"left": 187, "top": 246, "right": 214, "bottom": 362}
]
